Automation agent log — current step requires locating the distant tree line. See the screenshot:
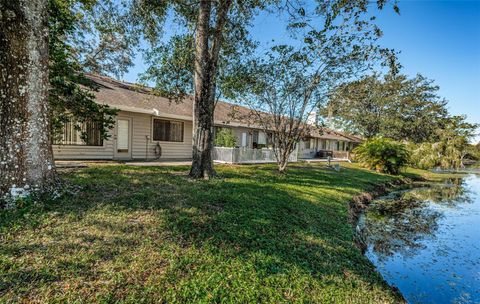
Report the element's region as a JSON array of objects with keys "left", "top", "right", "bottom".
[{"left": 325, "top": 73, "right": 478, "bottom": 170}]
